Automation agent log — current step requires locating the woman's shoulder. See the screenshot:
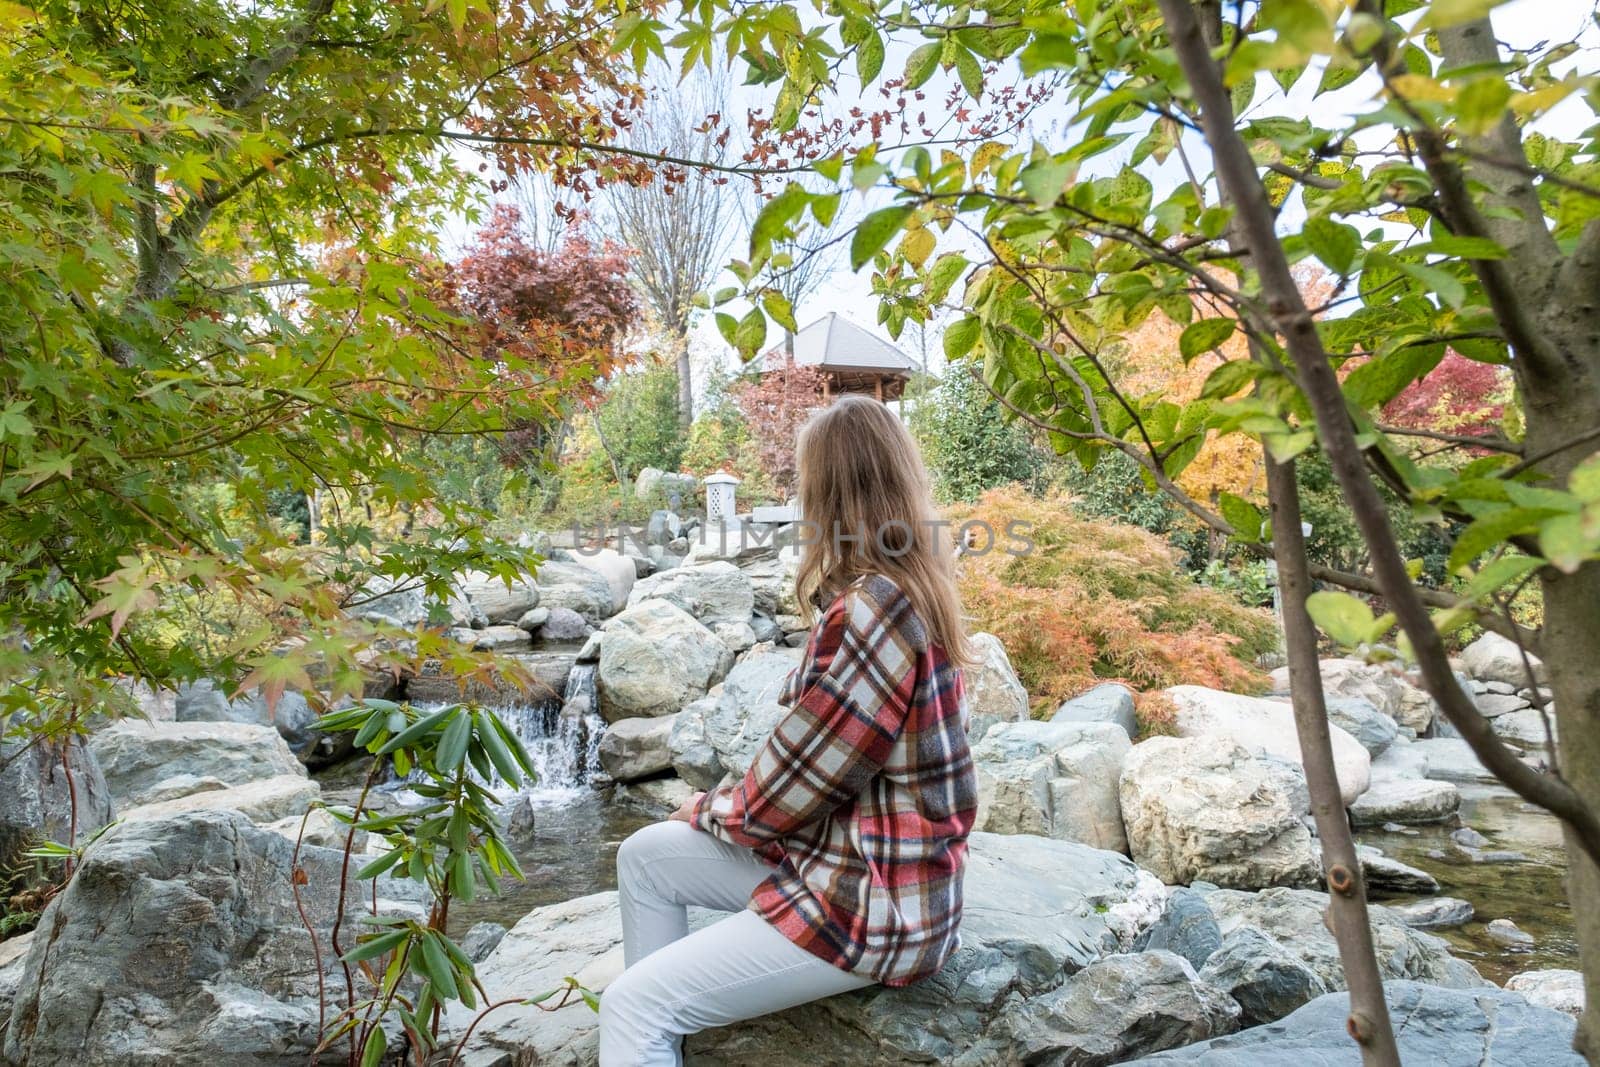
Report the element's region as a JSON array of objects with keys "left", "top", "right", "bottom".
[{"left": 833, "top": 573, "right": 929, "bottom": 651}]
